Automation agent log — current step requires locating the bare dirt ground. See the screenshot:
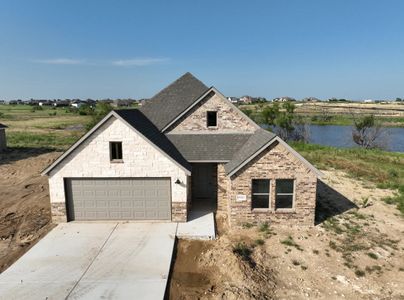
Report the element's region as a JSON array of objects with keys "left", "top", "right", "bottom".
[
  {"left": 168, "top": 170, "right": 404, "bottom": 300},
  {"left": 0, "top": 149, "right": 60, "bottom": 272}
]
